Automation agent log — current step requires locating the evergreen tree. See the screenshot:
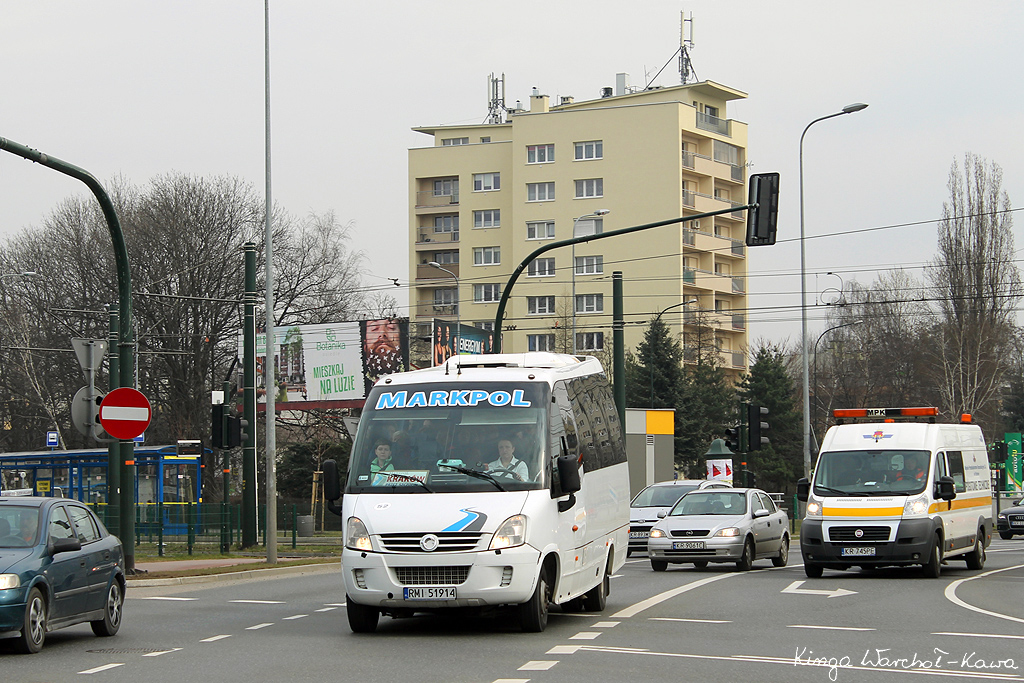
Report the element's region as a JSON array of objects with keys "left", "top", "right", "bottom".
[
  {"left": 682, "top": 356, "right": 735, "bottom": 478},
  {"left": 738, "top": 342, "right": 801, "bottom": 493}
]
